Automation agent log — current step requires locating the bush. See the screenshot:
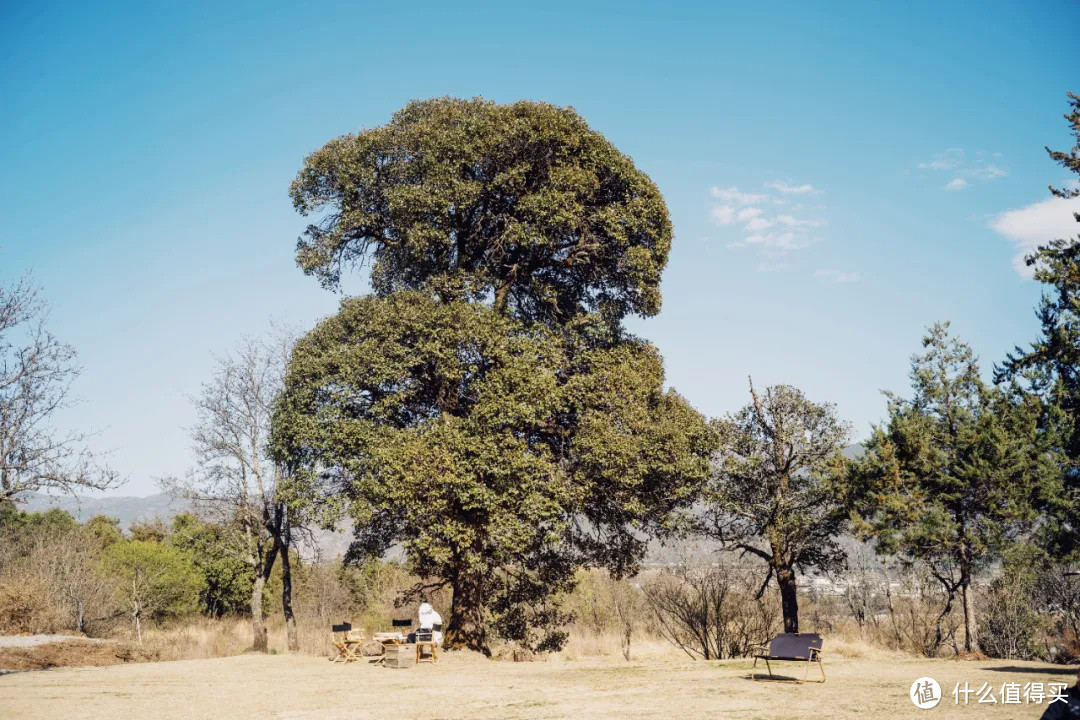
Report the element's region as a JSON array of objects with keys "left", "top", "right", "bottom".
[
  {"left": 979, "top": 546, "right": 1051, "bottom": 660},
  {"left": 104, "top": 540, "right": 204, "bottom": 642},
  {"left": 560, "top": 570, "right": 647, "bottom": 660},
  {"left": 0, "top": 578, "right": 59, "bottom": 633},
  {"left": 643, "top": 563, "right": 779, "bottom": 659}
]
